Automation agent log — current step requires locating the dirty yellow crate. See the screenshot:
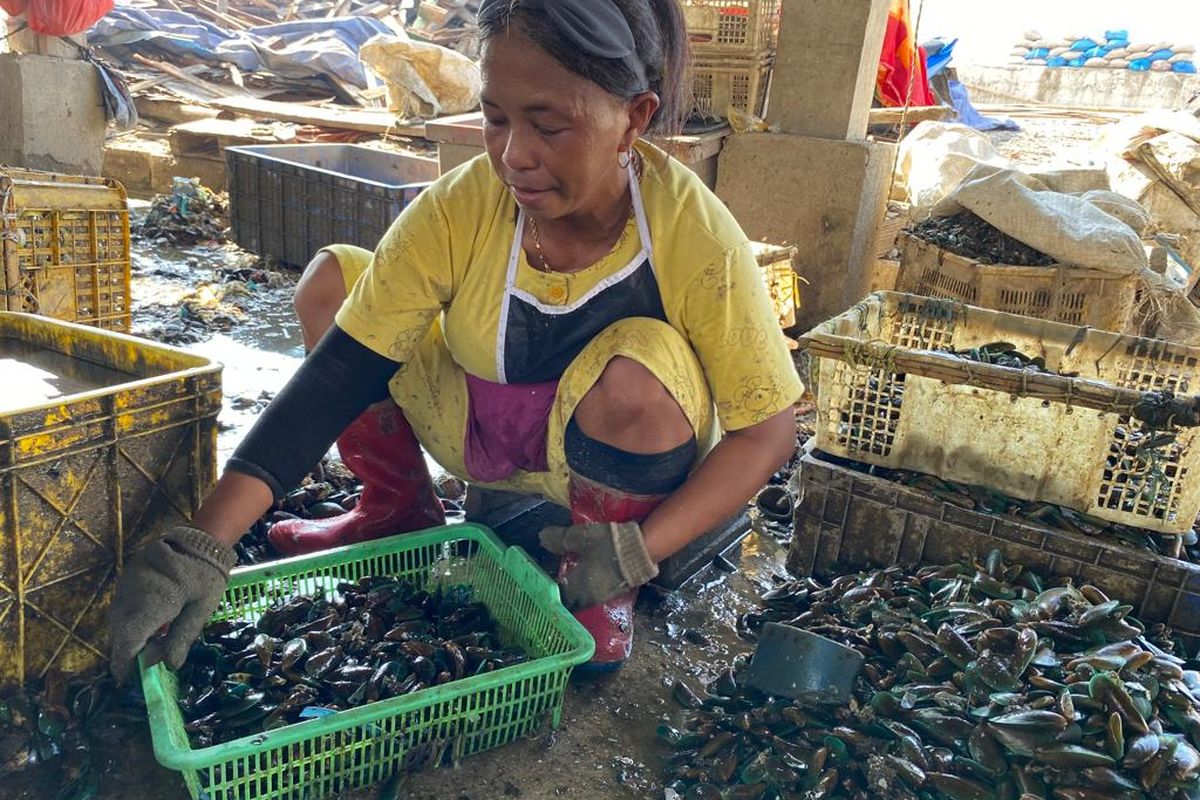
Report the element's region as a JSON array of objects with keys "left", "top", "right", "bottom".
[
  {"left": 690, "top": 55, "right": 774, "bottom": 118},
  {"left": 752, "top": 241, "right": 800, "bottom": 328},
  {"left": 683, "top": 0, "right": 780, "bottom": 58},
  {"left": 799, "top": 291, "right": 1200, "bottom": 534},
  {"left": 1, "top": 167, "right": 132, "bottom": 331},
  {"left": 897, "top": 233, "right": 1142, "bottom": 333},
  {"left": 0, "top": 312, "right": 221, "bottom": 689}
]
